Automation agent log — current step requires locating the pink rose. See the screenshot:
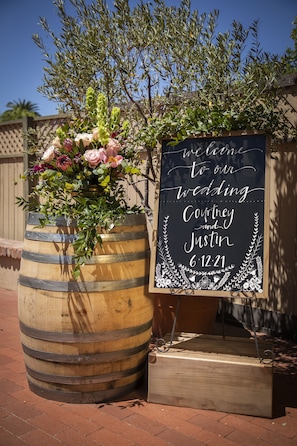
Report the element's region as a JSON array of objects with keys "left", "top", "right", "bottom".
[
  {"left": 42, "top": 145, "right": 56, "bottom": 162},
  {"left": 106, "top": 138, "right": 121, "bottom": 157},
  {"left": 84, "top": 148, "right": 107, "bottom": 167}
]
